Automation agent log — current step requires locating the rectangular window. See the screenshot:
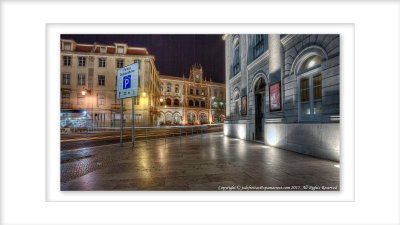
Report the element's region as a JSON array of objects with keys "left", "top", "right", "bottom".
[
  {"left": 97, "top": 94, "right": 105, "bottom": 105},
  {"left": 78, "top": 57, "right": 86, "bottom": 67},
  {"left": 62, "top": 73, "right": 70, "bottom": 85},
  {"left": 134, "top": 96, "right": 140, "bottom": 105},
  {"left": 64, "top": 42, "right": 71, "bottom": 50},
  {"left": 313, "top": 74, "right": 322, "bottom": 114},
  {"left": 100, "top": 47, "right": 106, "bottom": 53},
  {"left": 233, "top": 44, "right": 240, "bottom": 74},
  {"left": 78, "top": 74, "right": 86, "bottom": 86},
  {"left": 61, "top": 92, "right": 70, "bottom": 108},
  {"left": 196, "top": 89, "right": 199, "bottom": 95},
  {"left": 63, "top": 56, "right": 71, "bottom": 66},
  {"left": 117, "top": 46, "right": 124, "bottom": 54},
  {"left": 98, "top": 75, "right": 105, "bottom": 86},
  {"left": 253, "top": 34, "right": 264, "bottom": 58},
  {"left": 77, "top": 93, "right": 85, "bottom": 105},
  {"left": 98, "top": 58, "right": 106, "bottom": 67},
  {"left": 190, "top": 89, "right": 193, "bottom": 95},
  {"left": 300, "top": 77, "right": 310, "bottom": 115},
  {"left": 116, "top": 59, "right": 124, "bottom": 68}
]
